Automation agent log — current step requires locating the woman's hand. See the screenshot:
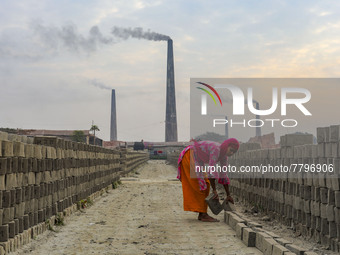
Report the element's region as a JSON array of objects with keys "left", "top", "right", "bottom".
[
  {"left": 212, "top": 190, "right": 219, "bottom": 200},
  {"left": 226, "top": 195, "right": 234, "bottom": 204}
]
